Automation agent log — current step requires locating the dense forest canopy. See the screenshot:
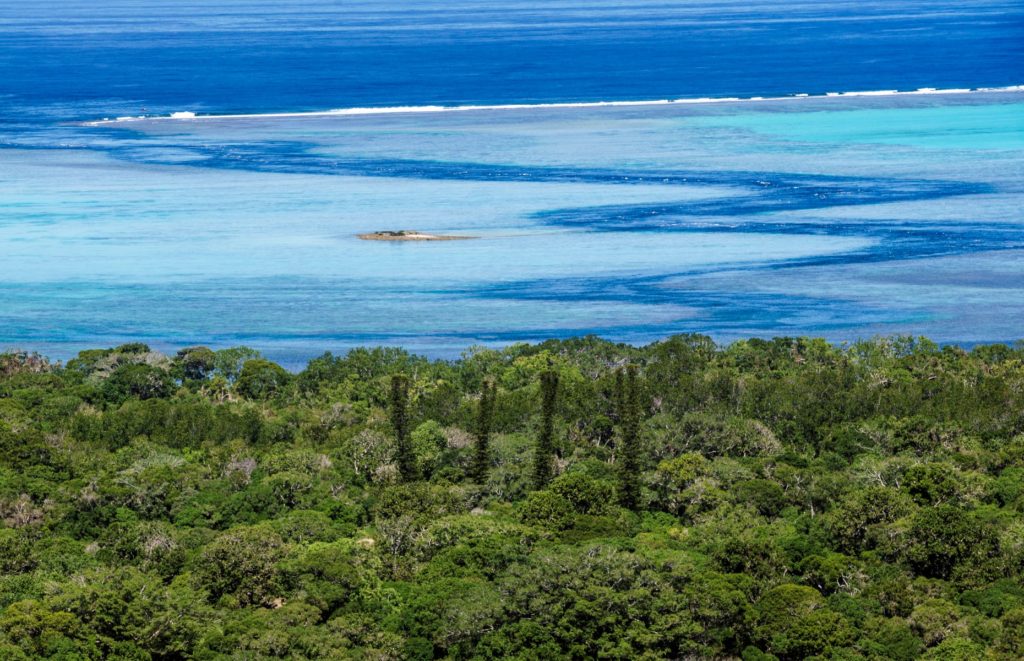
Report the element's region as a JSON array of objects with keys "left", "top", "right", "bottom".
[{"left": 1, "top": 335, "right": 1023, "bottom": 659}]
